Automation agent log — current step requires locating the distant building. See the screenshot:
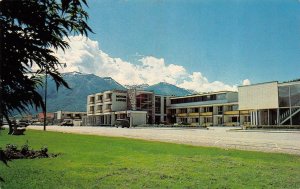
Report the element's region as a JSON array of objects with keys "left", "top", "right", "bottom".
[
  {"left": 37, "top": 112, "right": 55, "bottom": 123},
  {"left": 54, "top": 111, "right": 87, "bottom": 126}
]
